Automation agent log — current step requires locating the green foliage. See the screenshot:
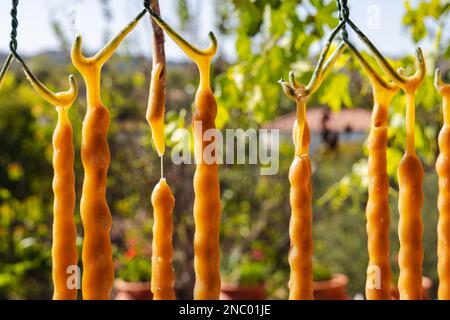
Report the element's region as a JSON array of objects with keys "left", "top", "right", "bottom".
[
  {"left": 176, "top": 0, "right": 190, "bottom": 31},
  {"left": 113, "top": 197, "right": 153, "bottom": 284},
  {"left": 403, "top": 0, "right": 449, "bottom": 44},
  {"left": 116, "top": 257, "right": 151, "bottom": 283},
  {"left": 221, "top": 249, "right": 270, "bottom": 286},
  {"left": 237, "top": 262, "right": 268, "bottom": 286},
  {"left": 318, "top": 72, "right": 353, "bottom": 111},
  {"left": 215, "top": 0, "right": 351, "bottom": 126},
  {"left": 313, "top": 264, "right": 332, "bottom": 282},
  {"left": 0, "top": 70, "right": 63, "bottom": 299},
  {"left": 0, "top": 195, "right": 52, "bottom": 299}
]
